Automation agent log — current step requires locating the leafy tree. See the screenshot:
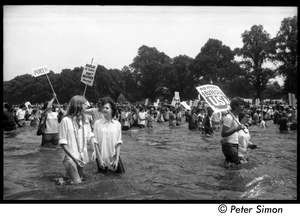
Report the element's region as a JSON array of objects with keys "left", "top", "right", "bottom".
[
  {"left": 120, "top": 66, "right": 140, "bottom": 102},
  {"left": 130, "top": 45, "right": 172, "bottom": 101},
  {"left": 262, "top": 81, "right": 284, "bottom": 99},
  {"left": 163, "top": 55, "right": 196, "bottom": 101},
  {"left": 191, "top": 39, "right": 236, "bottom": 84},
  {"left": 235, "top": 25, "right": 277, "bottom": 100},
  {"left": 273, "top": 15, "right": 297, "bottom": 96},
  {"left": 190, "top": 38, "right": 250, "bottom": 98}
]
